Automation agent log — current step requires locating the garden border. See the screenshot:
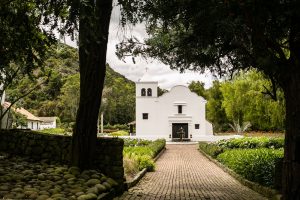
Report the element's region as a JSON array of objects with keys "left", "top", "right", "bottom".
[
  {"left": 126, "top": 147, "right": 166, "bottom": 189},
  {"left": 198, "top": 148, "right": 282, "bottom": 200}
]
